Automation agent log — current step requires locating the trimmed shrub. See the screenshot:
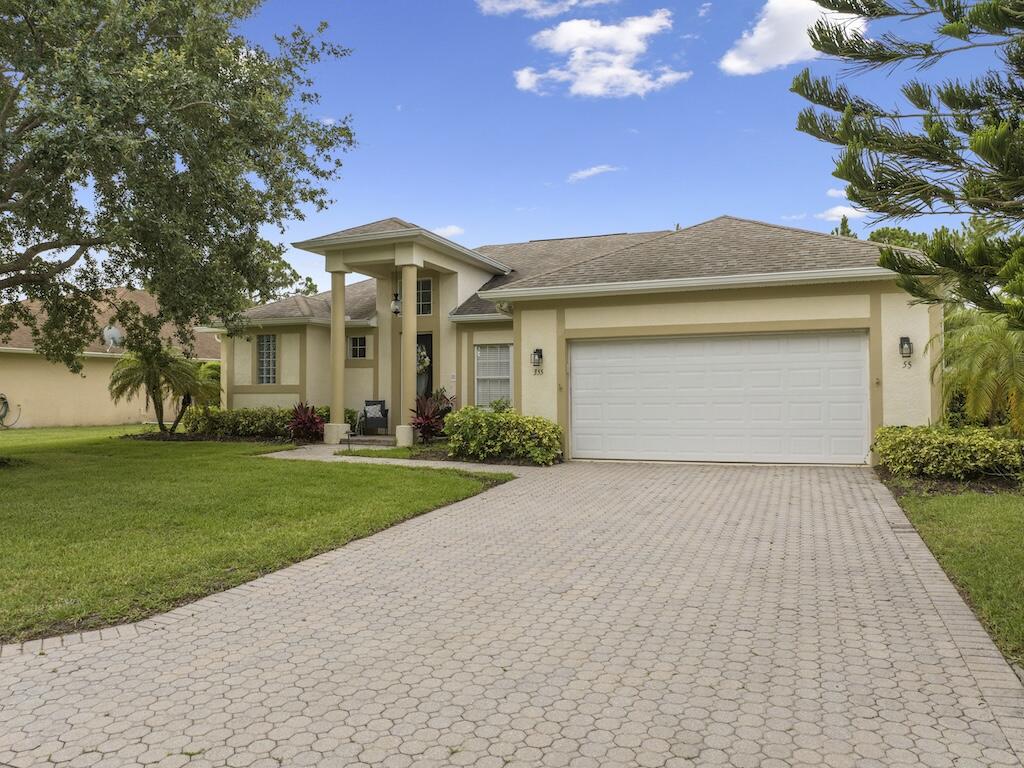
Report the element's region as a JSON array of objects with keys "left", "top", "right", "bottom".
[
  {"left": 182, "top": 405, "right": 357, "bottom": 440},
  {"left": 445, "top": 407, "right": 563, "bottom": 466},
  {"left": 873, "top": 425, "right": 1024, "bottom": 479}
]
